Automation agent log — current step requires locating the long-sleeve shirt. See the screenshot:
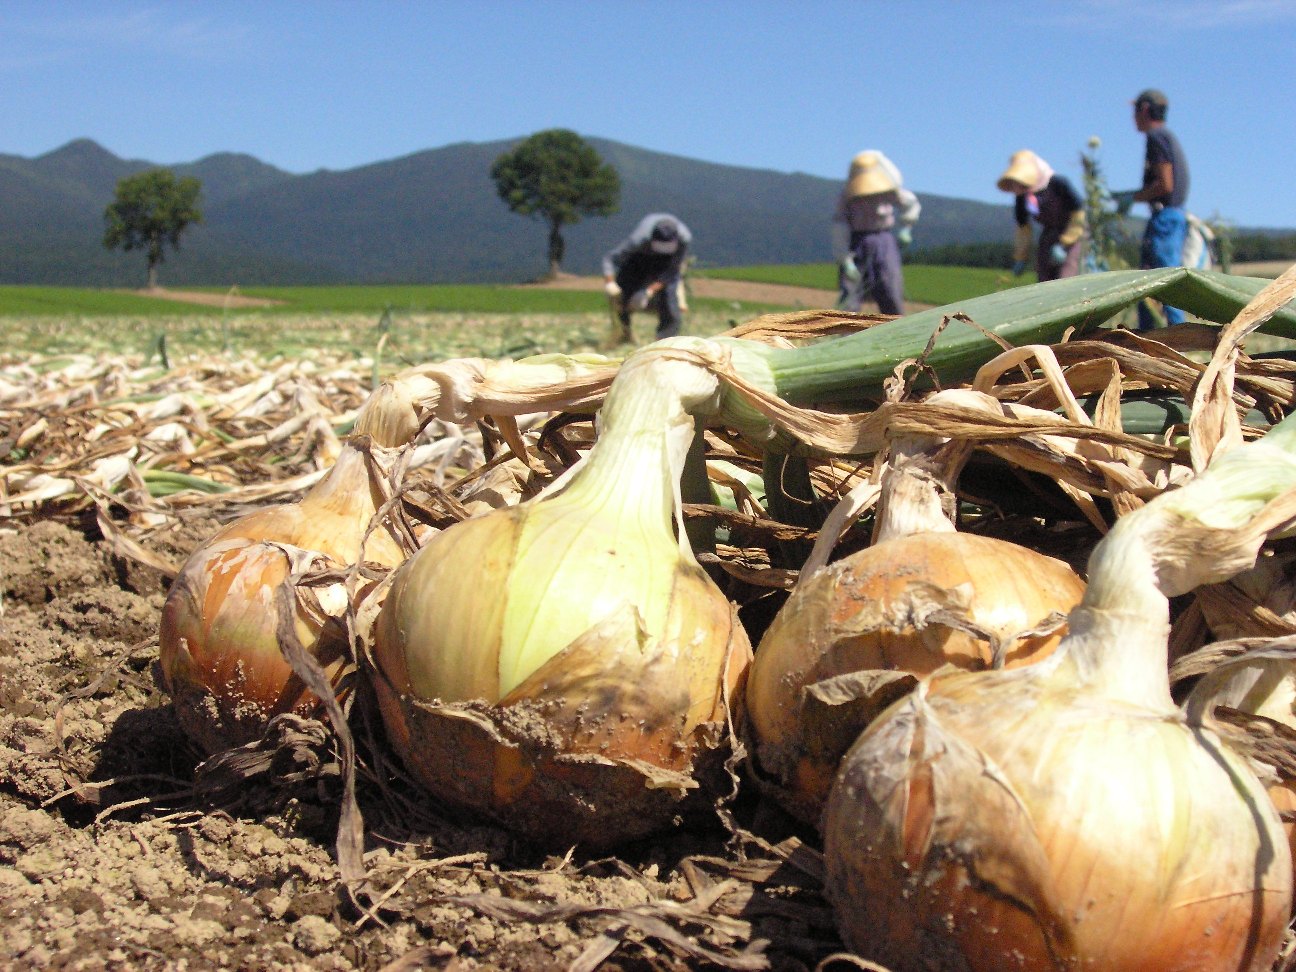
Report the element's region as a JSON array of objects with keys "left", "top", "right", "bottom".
[
  {"left": 832, "top": 188, "right": 921, "bottom": 235},
  {"left": 601, "top": 213, "right": 692, "bottom": 278},
  {"left": 1011, "top": 175, "right": 1087, "bottom": 262}
]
